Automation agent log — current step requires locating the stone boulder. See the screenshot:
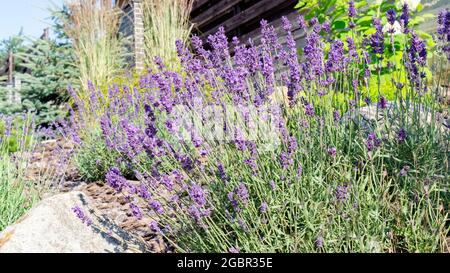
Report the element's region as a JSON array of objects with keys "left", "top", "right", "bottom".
[{"left": 0, "top": 191, "right": 150, "bottom": 253}]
